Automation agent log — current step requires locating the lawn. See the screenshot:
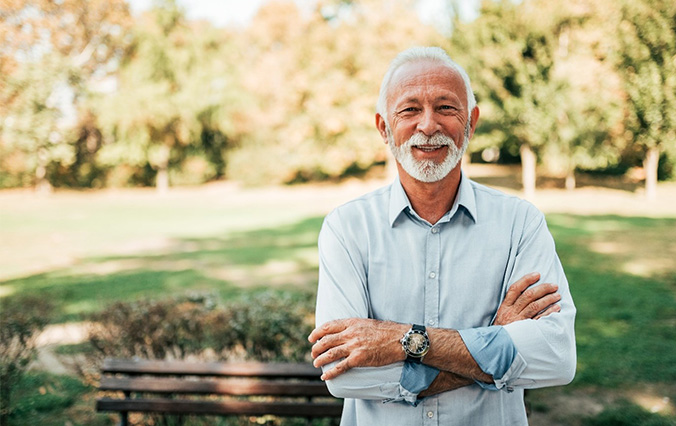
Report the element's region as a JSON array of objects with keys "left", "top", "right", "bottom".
[{"left": 1, "top": 175, "right": 676, "bottom": 425}]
